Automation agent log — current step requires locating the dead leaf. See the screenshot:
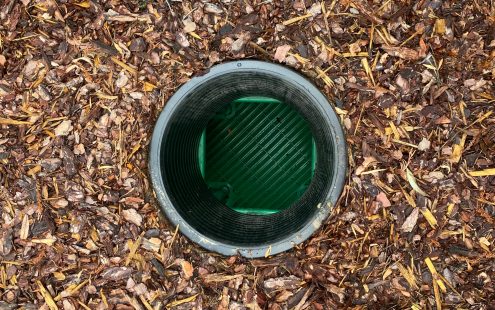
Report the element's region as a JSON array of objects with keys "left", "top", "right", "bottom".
[
  {"left": 479, "top": 237, "right": 491, "bottom": 252},
  {"left": 406, "top": 168, "right": 428, "bottom": 196},
  {"left": 449, "top": 133, "right": 466, "bottom": 163}
]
